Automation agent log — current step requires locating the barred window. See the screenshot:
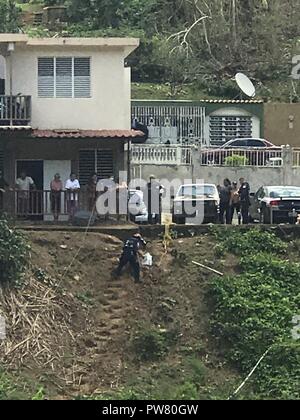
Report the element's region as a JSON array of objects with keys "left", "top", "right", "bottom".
[
  {"left": 38, "top": 57, "right": 91, "bottom": 98},
  {"left": 210, "top": 115, "right": 252, "bottom": 145}
]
